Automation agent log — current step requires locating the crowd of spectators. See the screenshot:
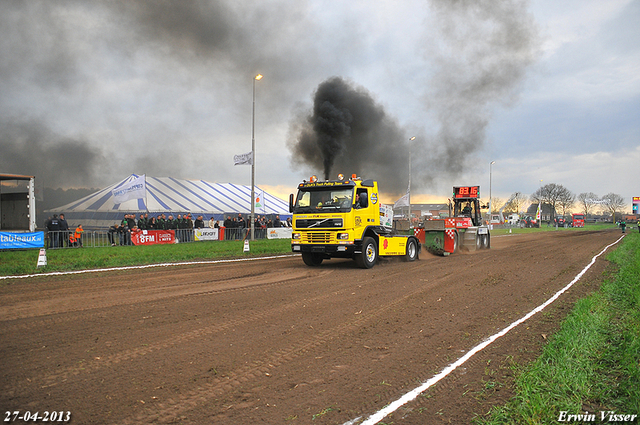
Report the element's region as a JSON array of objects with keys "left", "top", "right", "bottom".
[
  {"left": 45, "top": 212, "right": 293, "bottom": 248},
  {"left": 223, "top": 214, "right": 291, "bottom": 230},
  {"left": 107, "top": 213, "right": 199, "bottom": 246},
  {"left": 44, "top": 213, "right": 85, "bottom": 248}
]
